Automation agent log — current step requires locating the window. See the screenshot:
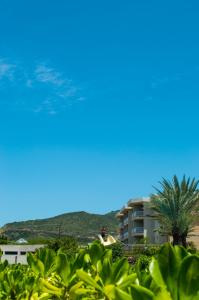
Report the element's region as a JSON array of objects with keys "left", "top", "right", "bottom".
[
  {"left": 20, "top": 251, "right": 26, "bottom": 255},
  {"left": 4, "top": 251, "right": 18, "bottom": 255}
]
